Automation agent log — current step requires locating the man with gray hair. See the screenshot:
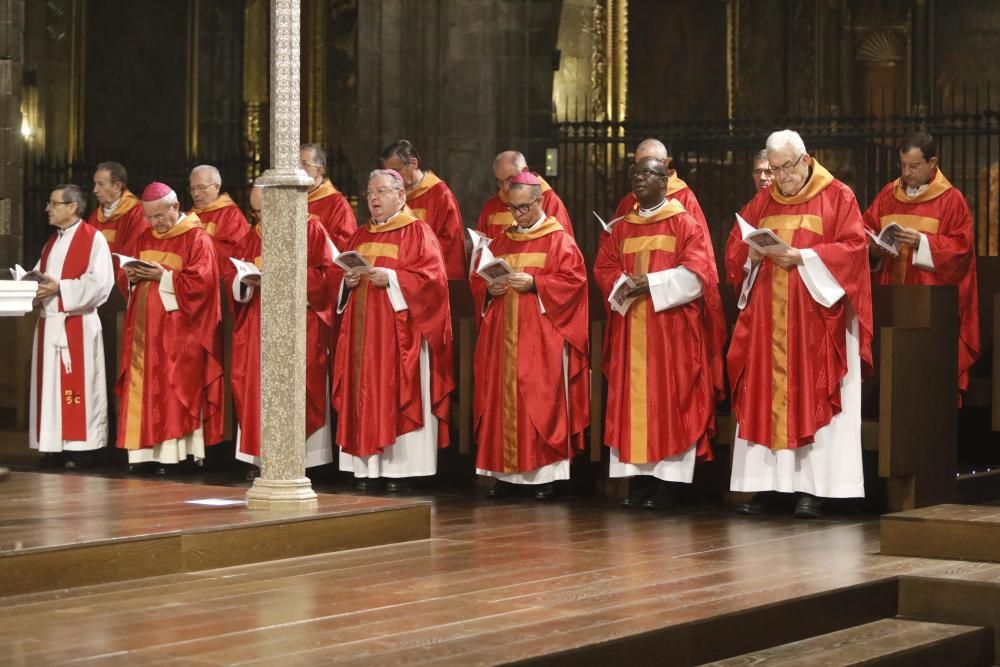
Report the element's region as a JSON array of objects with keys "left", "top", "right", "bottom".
[
  {"left": 300, "top": 143, "right": 356, "bottom": 250},
  {"left": 476, "top": 150, "right": 574, "bottom": 240},
  {"left": 116, "top": 182, "right": 223, "bottom": 475},
  {"left": 188, "top": 164, "right": 250, "bottom": 268},
  {"left": 29, "top": 184, "right": 114, "bottom": 469},
  {"left": 724, "top": 129, "right": 873, "bottom": 518},
  {"left": 332, "top": 169, "right": 454, "bottom": 493},
  {"left": 751, "top": 149, "right": 774, "bottom": 192}
]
